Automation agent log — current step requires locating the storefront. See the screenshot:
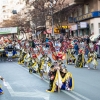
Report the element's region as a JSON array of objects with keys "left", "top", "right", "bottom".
[
  {"left": 70, "top": 24, "right": 78, "bottom": 37},
  {"left": 75, "top": 11, "right": 100, "bottom": 36},
  {"left": 77, "top": 22, "right": 89, "bottom": 36},
  {"left": 54, "top": 25, "right": 70, "bottom": 36}
]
